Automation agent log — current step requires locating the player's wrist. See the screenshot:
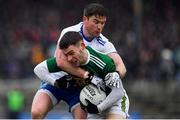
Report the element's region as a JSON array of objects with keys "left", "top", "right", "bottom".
[
  {"left": 114, "top": 71, "right": 121, "bottom": 79},
  {"left": 115, "top": 71, "right": 122, "bottom": 79},
  {"left": 97, "top": 104, "right": 102, "bottom": 113}
]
